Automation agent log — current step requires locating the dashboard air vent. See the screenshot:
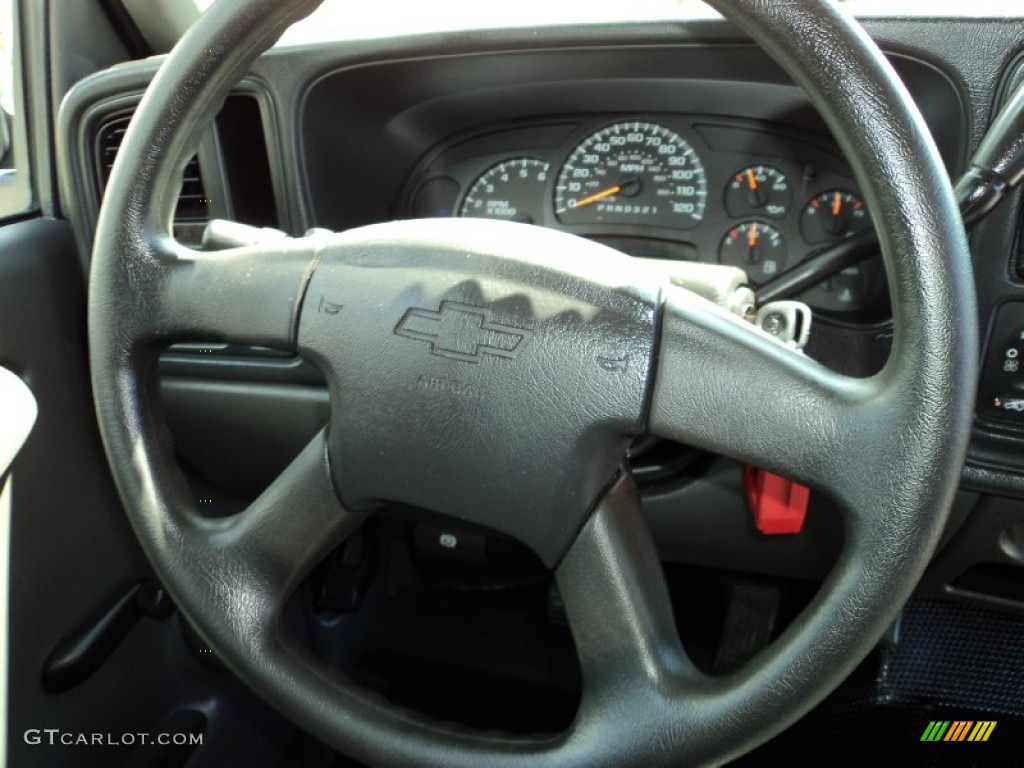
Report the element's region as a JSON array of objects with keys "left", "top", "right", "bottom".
[{"left": 95, "top": 113, "right": 209, "bottom": 222}]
